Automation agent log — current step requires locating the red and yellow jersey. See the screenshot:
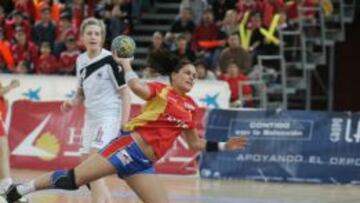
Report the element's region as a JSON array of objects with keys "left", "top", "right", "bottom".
[{"left": 124, "top": 82, "right": 199, "bottom": 159}]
